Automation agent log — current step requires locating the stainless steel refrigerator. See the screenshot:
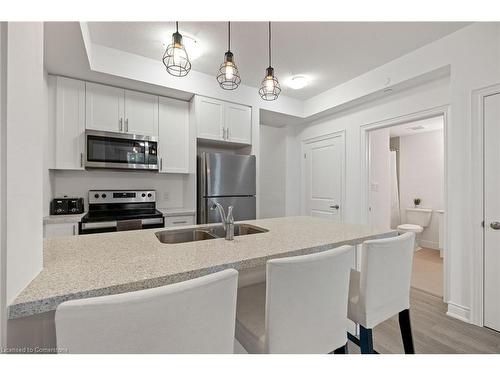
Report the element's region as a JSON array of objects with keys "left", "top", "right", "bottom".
[{"left": 197, "top": 152, "right": 256, "bottom": 224}]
